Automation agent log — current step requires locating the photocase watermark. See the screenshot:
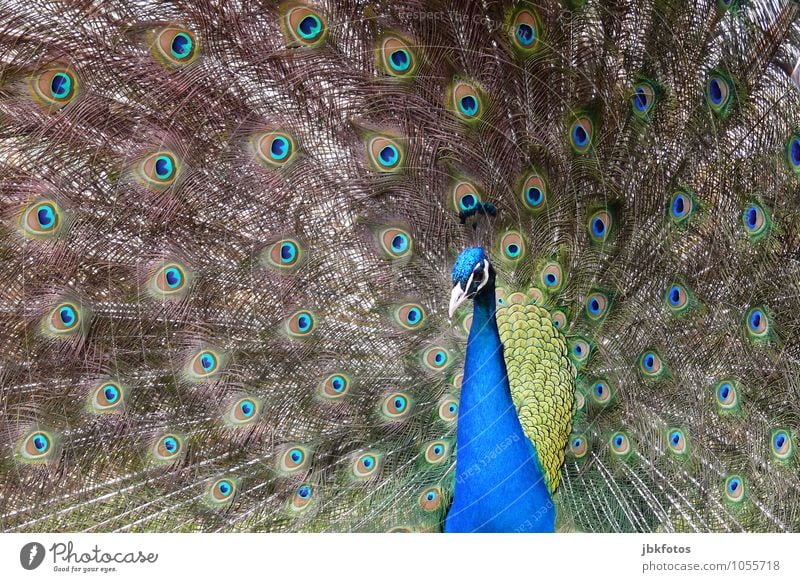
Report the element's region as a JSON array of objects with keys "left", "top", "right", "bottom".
[
  {"left": 18, "top": 540, "right": 159, "bottom": 574},
  {"left": 456, "top": 432, "right": 520, "bottom": 484},
  {"left": 20, "top": 542, "right": 46, "bottom": 570}
]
